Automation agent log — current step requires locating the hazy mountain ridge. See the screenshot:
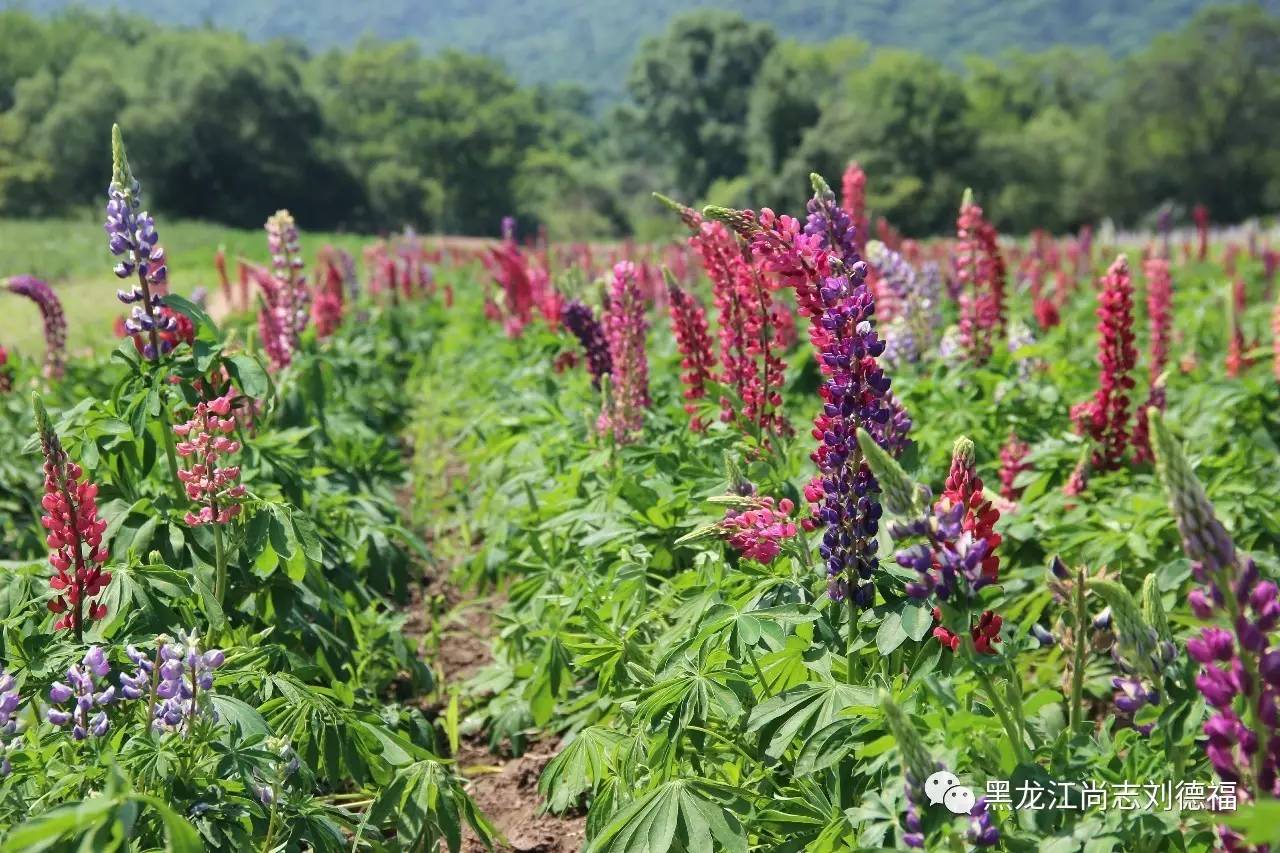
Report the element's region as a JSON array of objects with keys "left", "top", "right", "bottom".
[{"left": 14, "top": 0, "right": 1271, "bottom": 100}]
